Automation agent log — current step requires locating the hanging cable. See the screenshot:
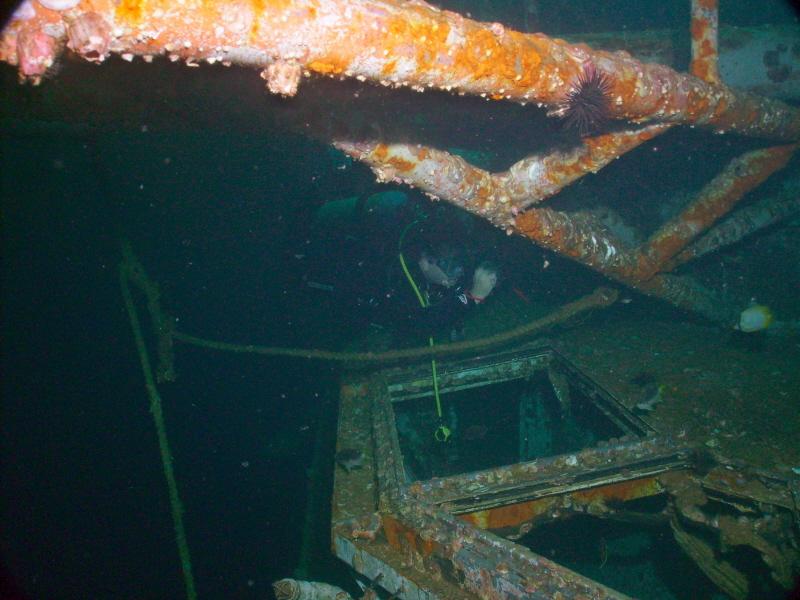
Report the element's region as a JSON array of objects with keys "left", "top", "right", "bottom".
[{"left": 120, "top": 257, "right": 197, "bottom": 600}]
